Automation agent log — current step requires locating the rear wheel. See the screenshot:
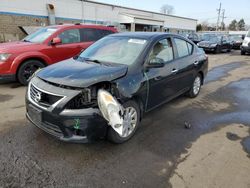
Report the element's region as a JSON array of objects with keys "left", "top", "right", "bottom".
[
  {"left": 188, "top": 74, "right": 202, "bottom": 98},
  {"left": 241, "top": 50, "right": 246, "bottom": 55},
  {"left": 17, "top": 59, "right": 45, "bottom": 85},
  {"left": 107, "top": 100, "right": 140, "bottom": 144}
]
